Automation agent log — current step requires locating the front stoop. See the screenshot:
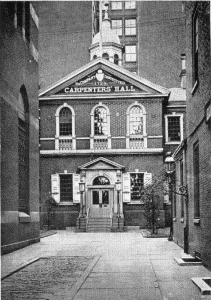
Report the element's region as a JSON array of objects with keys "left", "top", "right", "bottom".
[
  {"left": 192, "top": 277, "right": 211, "bottom": 295},
  {"left": 111, "top": 217, "right": 124, "bottom": 232}
]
